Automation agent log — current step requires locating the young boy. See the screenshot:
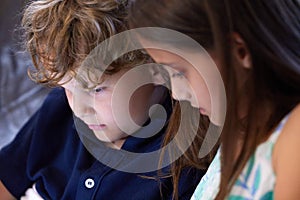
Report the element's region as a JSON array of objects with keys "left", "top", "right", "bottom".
[{"left": 0, "top": 0, "right": 204, "bottom": 199}]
